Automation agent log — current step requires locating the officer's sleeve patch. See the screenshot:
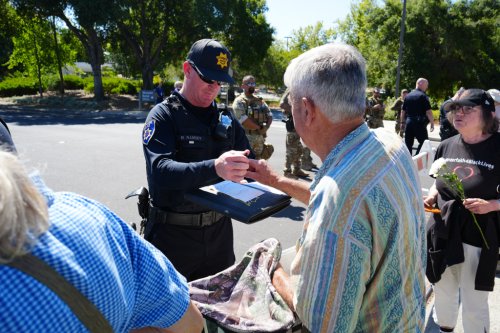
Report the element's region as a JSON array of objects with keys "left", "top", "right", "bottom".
[{"left": 142, "top": 119, "right": 155, "bottom": 145}]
